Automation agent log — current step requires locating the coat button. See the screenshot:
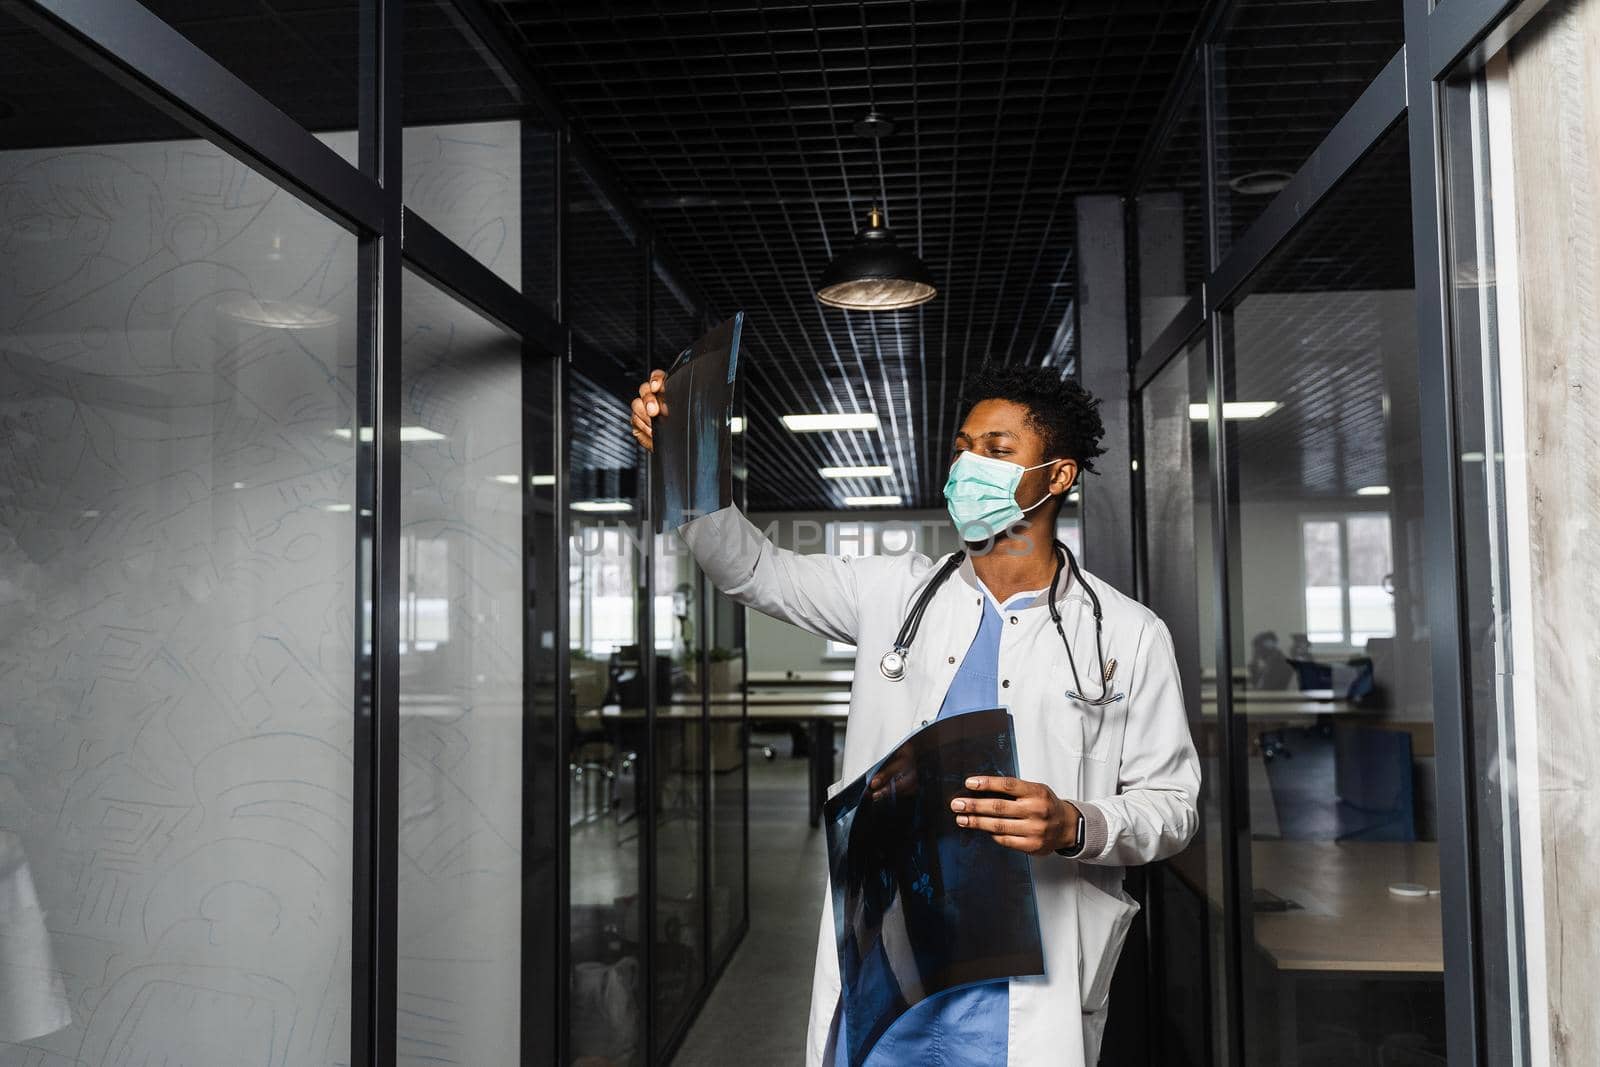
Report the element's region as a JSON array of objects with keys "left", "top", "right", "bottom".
[
  {"left": 1002, "top": 679, "right": 1011, "bottom": 689},
  {"left": 1009, "top": 615, "right": 1018, "bottom": 624},
  {"left": 947, "top": 656, "right": 956, "bottom": 664},
  {"left": 921, "top": 720, "right": 929, "bottom": 727}
]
